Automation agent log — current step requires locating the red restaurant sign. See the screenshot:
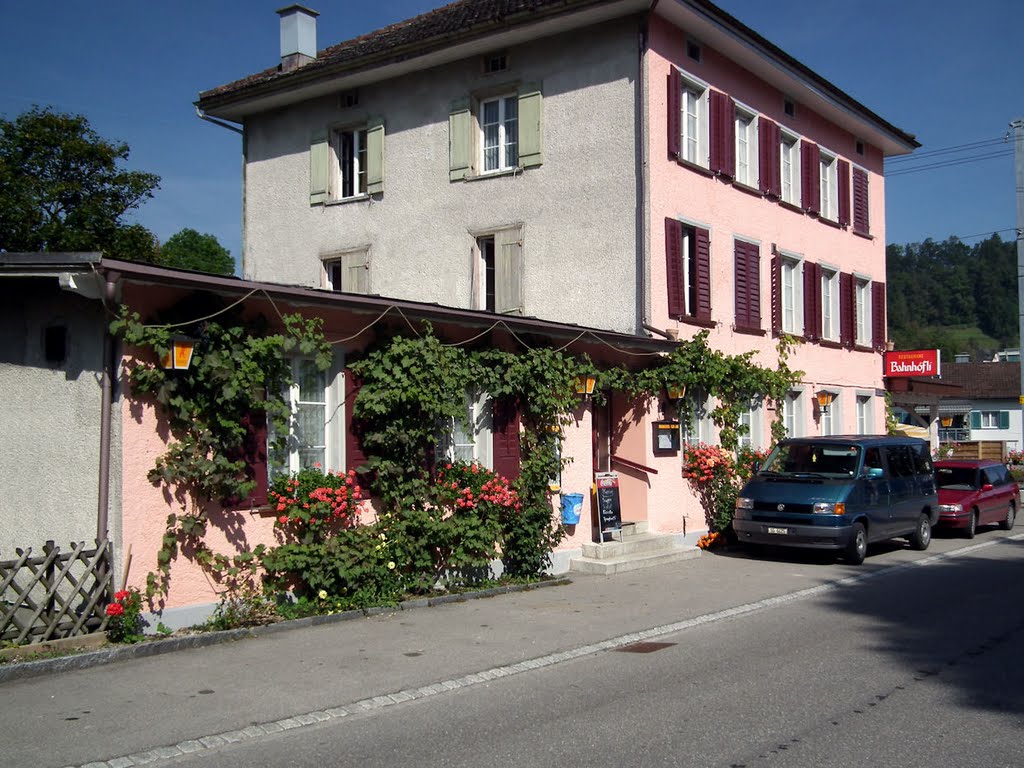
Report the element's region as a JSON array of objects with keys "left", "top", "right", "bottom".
[{"left": 884, "top": 349, "right": 941, "bottom": 378}]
